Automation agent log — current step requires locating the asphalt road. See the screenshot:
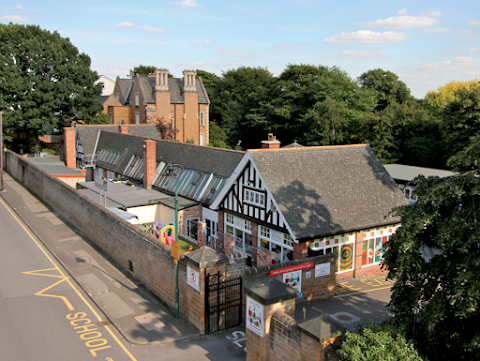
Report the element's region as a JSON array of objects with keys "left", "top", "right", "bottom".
[{"left": 0, "top": 195, "right": 137, "bottom": 361}]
